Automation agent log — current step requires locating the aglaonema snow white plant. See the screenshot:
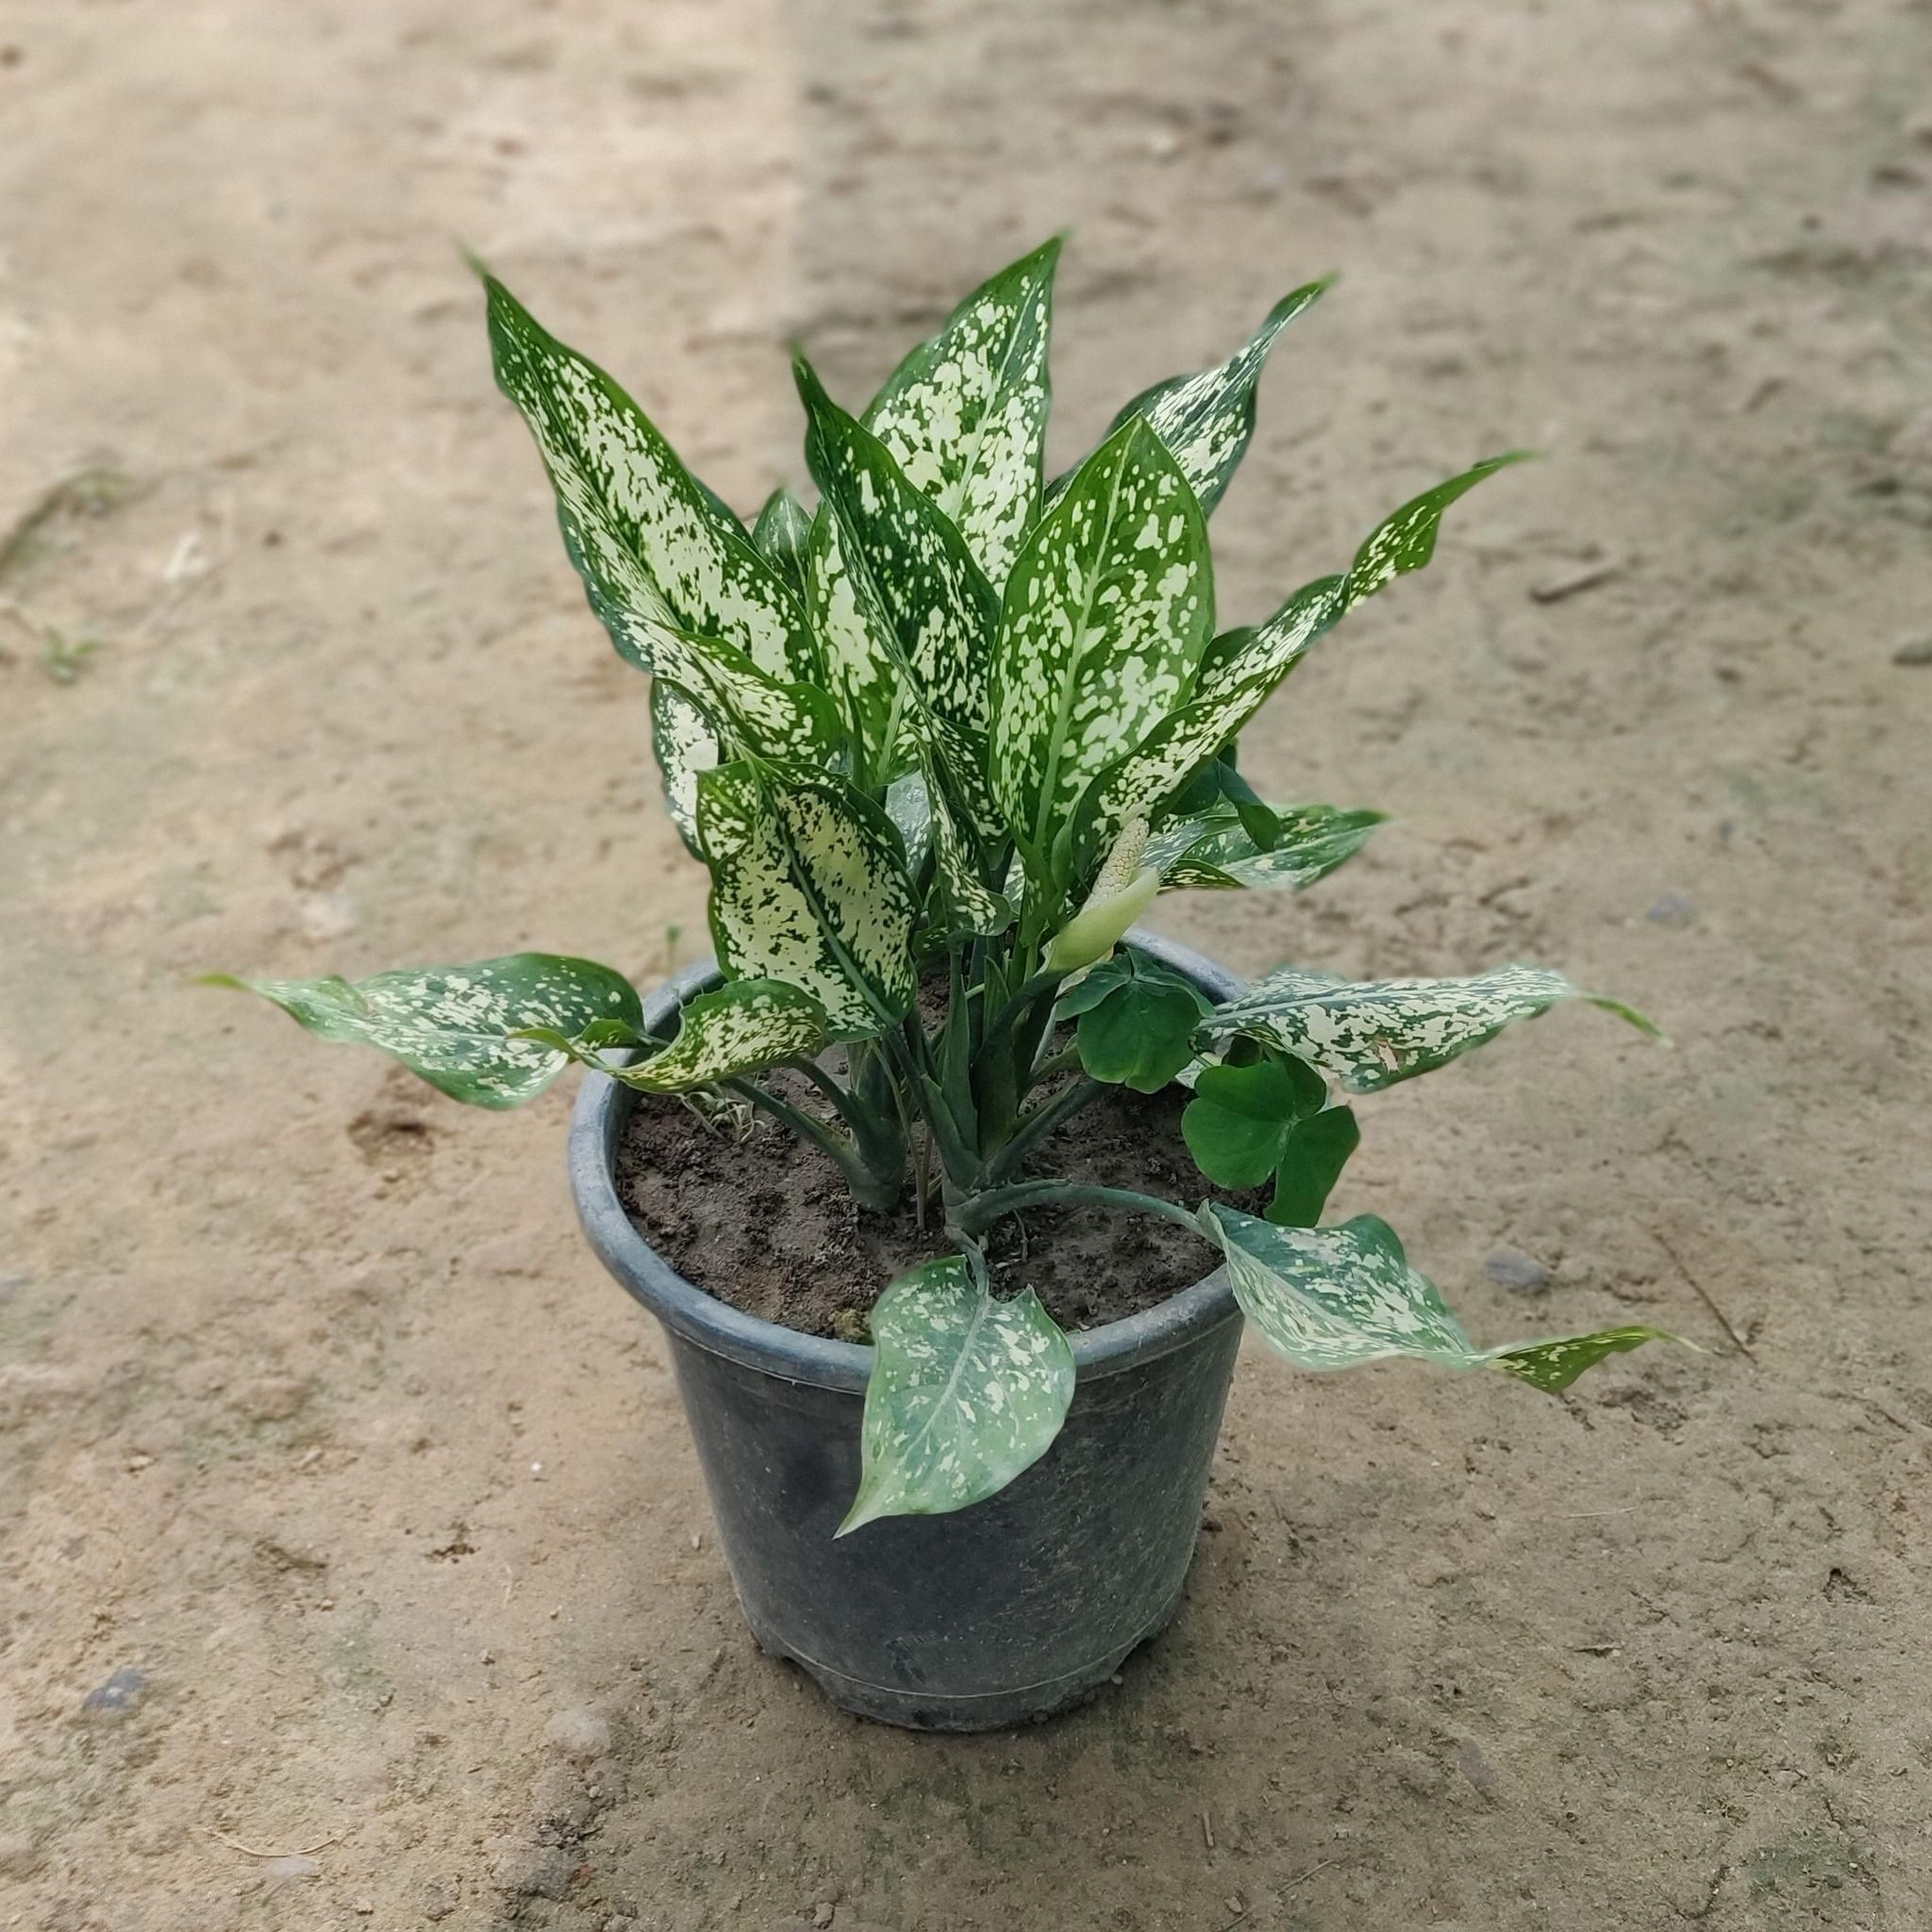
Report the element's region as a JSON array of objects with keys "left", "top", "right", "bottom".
[{"left": 211, "top": 239, "right": 1679, "bottom": 1534}]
